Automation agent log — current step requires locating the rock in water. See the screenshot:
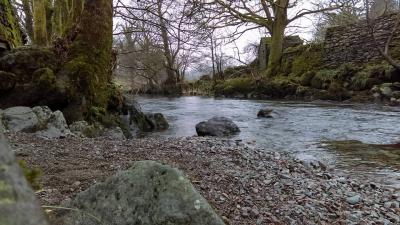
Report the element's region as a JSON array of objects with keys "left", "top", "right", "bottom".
[
  {"left": 196, "top": 117, "right": 240, "bottom": 137},
  {"left": 146, "top": 113, "right": 169, "bottom": 131},
  {"left": 2, "top": 107, "right": 39, "bottom": 132},
  {"left": 257, "top": 109, "right": 274, "bottom": 118},
  {"left": 0, "top": 122, "right": 48, "bottom": 225},
  {"left": 57, "top": 161, "right": 225, "bottom": 225}
]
